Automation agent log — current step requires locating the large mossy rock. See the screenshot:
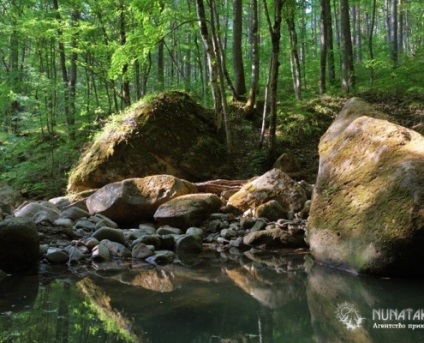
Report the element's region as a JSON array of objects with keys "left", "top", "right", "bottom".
[
  {"left": 306, "top": 98, "right": 424, "bottom": 276},
  {"left": 86, "top": 175, "right": 197, "bottom": 224},
  {"left": 67, "top": 92, "right": 227, "bottom": 193},
  {"left": 0, "top": 217, "right": 40, "bottom": 273},
  {"left": 227, "top": 168, "right": 307, "bottom": 213}
]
